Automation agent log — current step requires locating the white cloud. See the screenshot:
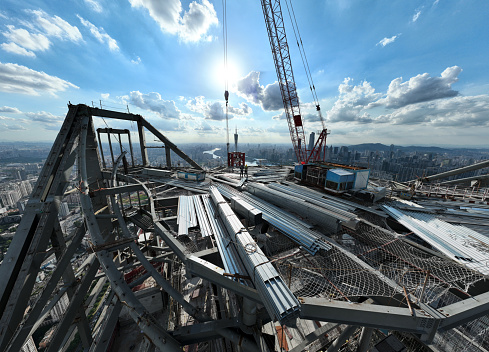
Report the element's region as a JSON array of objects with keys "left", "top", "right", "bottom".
[
  {"left": 1, "top": 123, "right": 26, "bottom": 131},
  {"left": 25, "top": 111, "right": 64, "bottom": 125},
  {"left": 203, "top": 101, "right": 225, "bottom": 120},
  {"left": 267, "top": 124, "right": 289, "bottom": 135},
  {"left": 195, "top": 120, "right": 216, "bottom": 132},
  {"left": 1, "top": 11, "right": 82, "bottom": 57},
  {"left": 129, "top": 0, "right": 218, "bottom": 42},
  {"left": 376, "top": 95, "right": 489, "bottom": 127},
  {"left": 127, "top": 91, "right": 181, "bottom": 119},
  {"left": 228, "top": 102, "right": 252, "bottom": 116},
  {"left": 77, "top": 15, "right": 119, "bottom": 51},
  {"left": 235, "top": 71, "right": 283, "bottom": 111},
  {"left": 0, "top": 42, "right": 36, "bottom": 57},
  {"left": 101, "top": 93, "right": 110, "bottom": 100},
  {"left": 272, "top": 112, "right": 286, "bottom": 120},
  {"left": 84, "top": 0, "right": 103, "bottom": 13},
  {"left": 186, "top": 96, "right": 252, "bottom": 120},
  {"left": 0, "top": 106, "right": 21, "bottom": 113},
  {"left": 412, "top": 9, "right": 422, "bottom": 22},
  {"left": 0, "top": 62, "right": 78, "bottom": 96},
  {"left": 375, "top": 66, "right": 461, "bottom": 108},
  {"left": 28, "top": 10, "right": 83, "bottom": 42},
  {"left": 20, "top": 111, "right": 64, "bottom": 129},
  {"left": 324, "top": 66, "right": 489, "bottom": 129},
  {"left": 131, "top": 56, "right": 142, "bottom": 64},
  {"left": 2, "top": 25, "right": 51, "bottom": 52},
  {"left": 377, "top": 34, "right": 400, "bottom": 47},
  {"left": 326, "top": 78, "right": 381, "bottom": 122}
]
